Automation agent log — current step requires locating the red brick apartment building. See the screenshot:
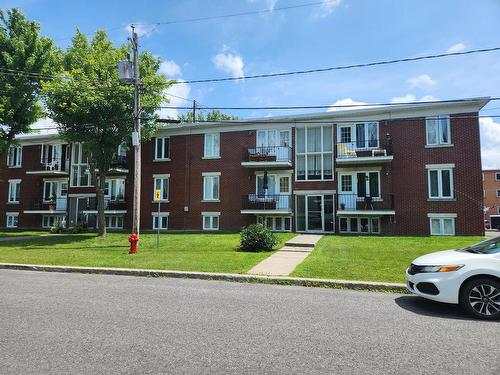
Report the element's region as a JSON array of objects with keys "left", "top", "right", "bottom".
[
  {"left": 0, "top": 98, "right": 489, "bottom": 235},
  {"left": 483, "top": 169, "right": 500, "bottom": 230}
]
